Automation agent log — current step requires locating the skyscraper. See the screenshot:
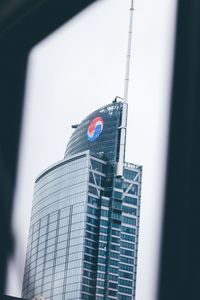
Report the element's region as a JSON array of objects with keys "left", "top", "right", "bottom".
[
  {"left": 22, "top": 1, "right": 142, "bottom": 299},
  {"left": 22, "top": 100, "right": 142, "bottom": 300}
]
